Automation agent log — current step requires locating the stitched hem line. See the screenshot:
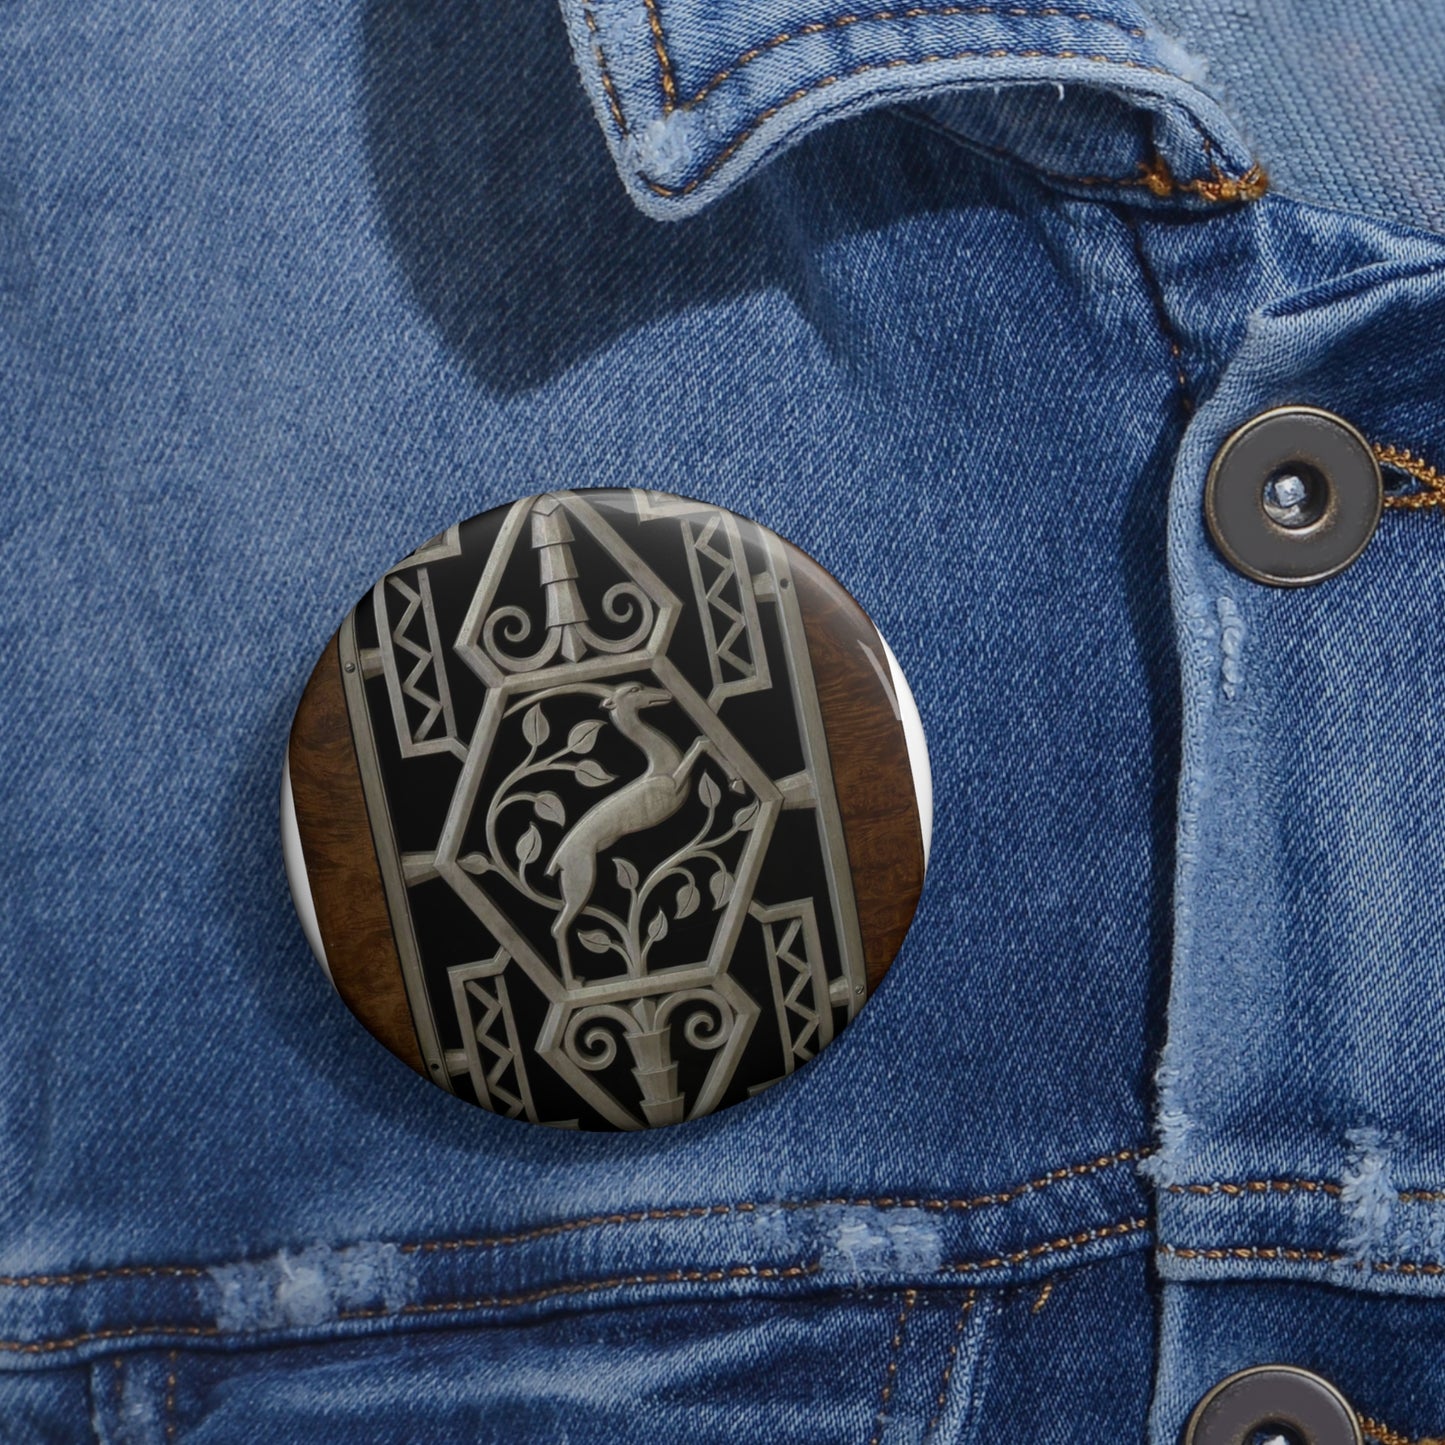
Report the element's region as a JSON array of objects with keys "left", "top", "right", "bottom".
[
  {"left": 0, "top": 1218, "right": 1148, "bottom": 1356},
  {"left": 678, "top": 6, "right": 1150, "bottom": 112},
  {"left": 924, "top": 1290, "right": 977, "bottom": 1435},
  {"left": 634, "top": 50, "right": 1262, "bottom": 200},
  {"left": 606, "top": 5, "right": 1152, "bottom": 130},
  {"left": 402, "top": 1146, "right": 1151, "bottom": 1257},
  {"left": 0, "top": 1145, "right": 1152, "bottom": 1292},
  {"left": 1157, "top": 1242, "right": 1445, "bottom": 1276},
  {"left": 867, "top": 1287, "right": 918, "bottom": 1445},
  {"left": 583, "top": 3, "right": 1265, "bottom": 203},
  {"left": 942, "top": 1218, "right": 1148, "bottom": 1273},
  {"left": 1164, "top": 1176, "right": 1445, "bottom": 1203}
]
